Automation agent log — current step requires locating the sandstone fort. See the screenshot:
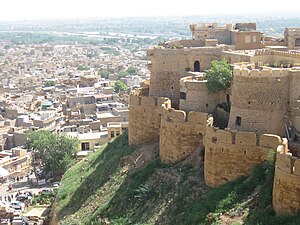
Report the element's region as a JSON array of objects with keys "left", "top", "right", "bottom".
[{"left": 128, "top": 22, "right": 300, "bottom": 215}]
